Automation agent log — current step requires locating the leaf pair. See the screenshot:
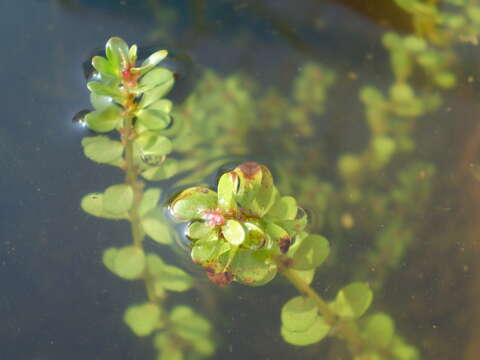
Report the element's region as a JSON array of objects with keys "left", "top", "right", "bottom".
[
  {"left": 281, "top": 282, "right": 373, "bottom": 347},
  {"left": 153, "top": 306, "right": 215, "bottom": 360}
]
